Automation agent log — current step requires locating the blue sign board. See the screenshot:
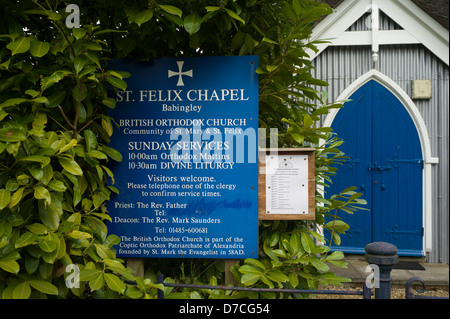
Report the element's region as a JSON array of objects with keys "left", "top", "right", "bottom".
[{"left": 107, "top": 56, "right": 259, "bottom": 259}]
